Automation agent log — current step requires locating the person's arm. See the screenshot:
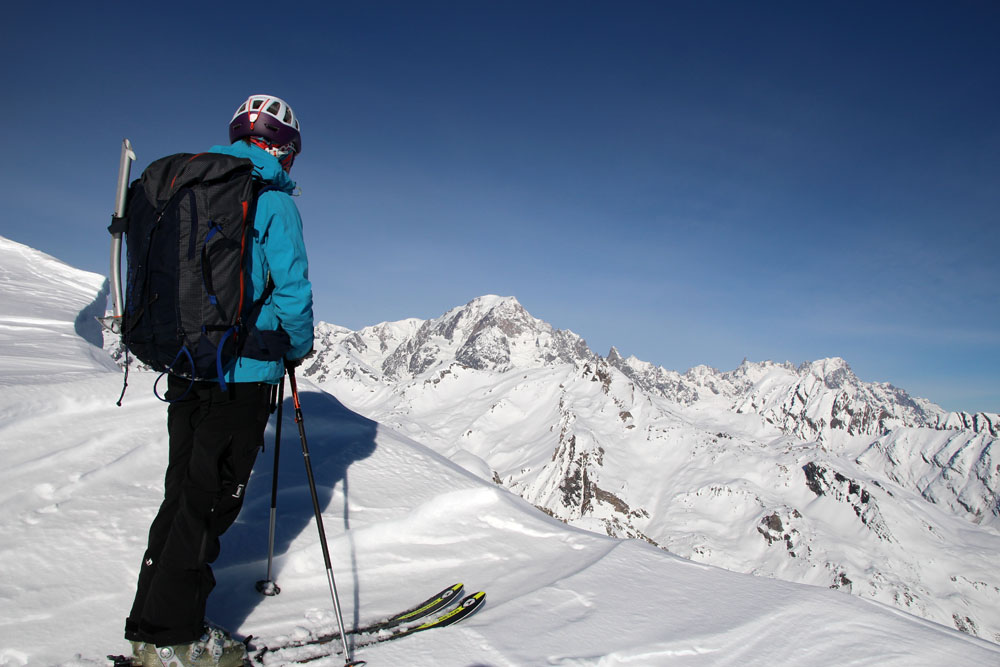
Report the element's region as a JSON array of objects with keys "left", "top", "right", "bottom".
[{"left": 259, "top": 192, "right": 314, "bottom": 360}]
